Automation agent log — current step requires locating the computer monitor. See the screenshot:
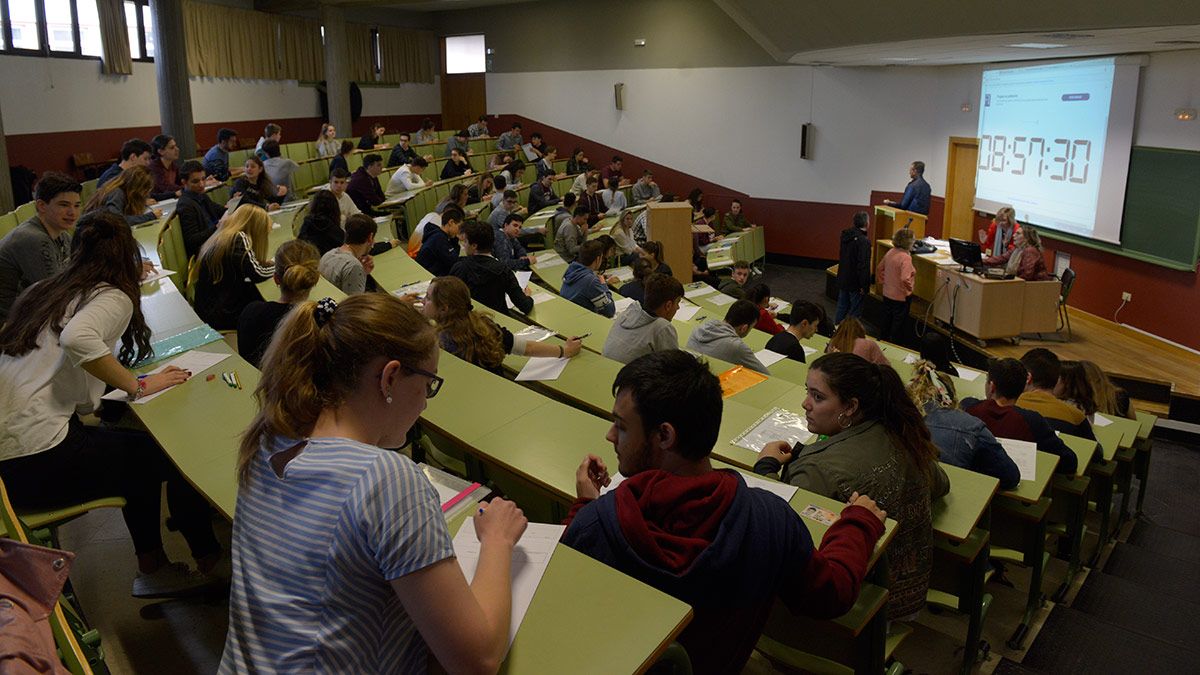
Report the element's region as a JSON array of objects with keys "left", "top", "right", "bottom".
[{"left": 949, "top": 238, "right": 983, "bottom": 269}]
